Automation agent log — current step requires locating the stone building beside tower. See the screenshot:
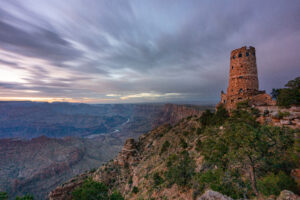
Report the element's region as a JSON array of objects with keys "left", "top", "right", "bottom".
[{"left": 218, "top": 46, "right": 275, "bottom": 110}]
